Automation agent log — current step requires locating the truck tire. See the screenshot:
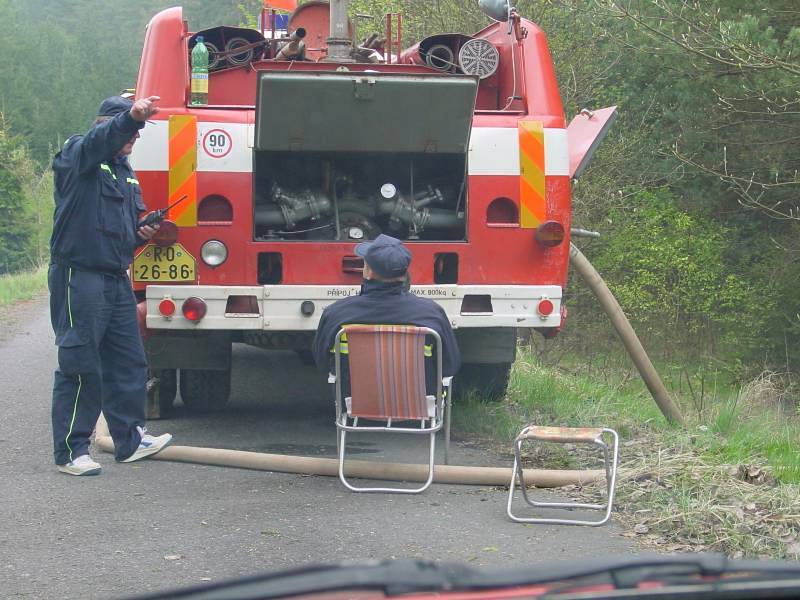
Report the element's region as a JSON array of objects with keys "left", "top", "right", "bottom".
[
  {"left": 454, "top": 362, "right": 512, "bottom": 402},
  {"left": 179, "top": 368, "right": 231, "bottom": 413}
]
